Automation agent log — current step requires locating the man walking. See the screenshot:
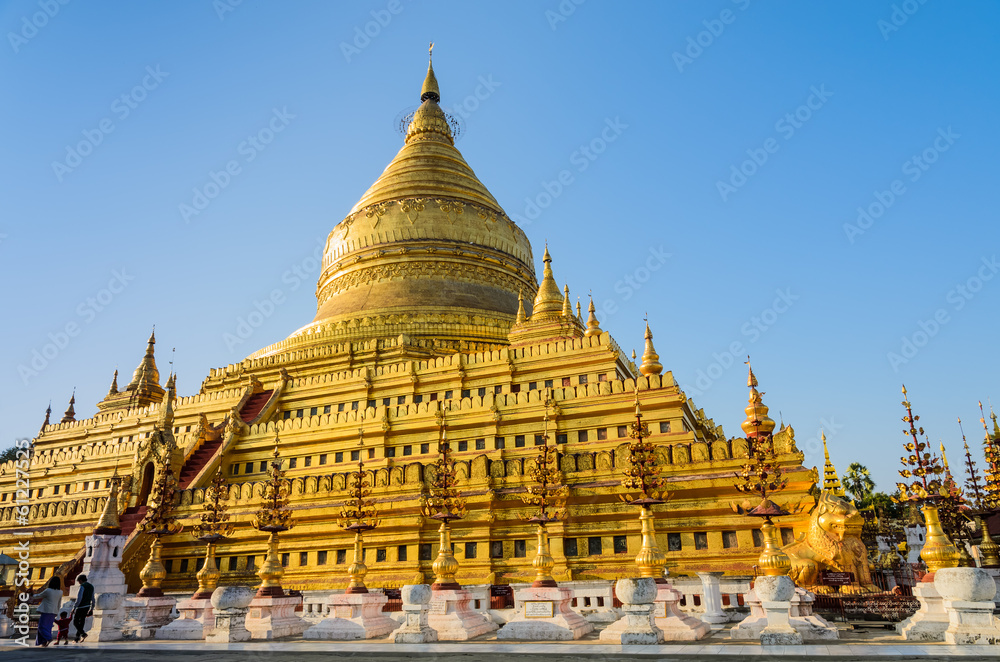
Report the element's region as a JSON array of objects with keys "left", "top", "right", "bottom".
[{"left": 72, "top": 574, "right": 95, "bottom": 643}]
